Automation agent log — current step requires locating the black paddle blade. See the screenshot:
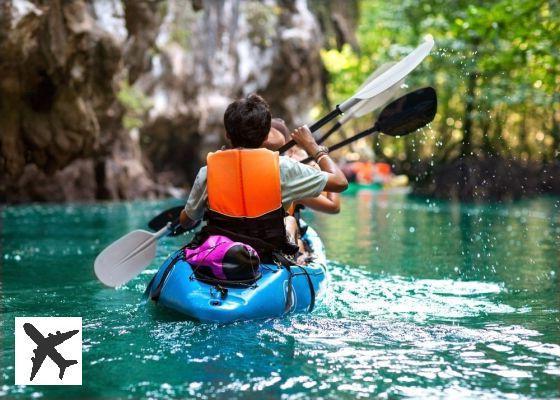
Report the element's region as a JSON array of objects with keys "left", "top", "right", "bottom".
[
  {"left": 376, "top": 86, "right": 437, "bottom": 137},
  {"left": 148, "top": 206, "right": 184, "bottom": 231},
  {"left": 148, "top": 206, "right": 201, "bottom": 236}
]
